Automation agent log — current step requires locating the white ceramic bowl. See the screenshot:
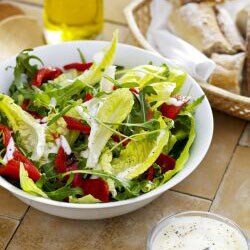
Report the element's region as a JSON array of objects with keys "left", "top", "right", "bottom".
[{"left": 0, "top": 41, "right": 213, "bottom": 220}]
